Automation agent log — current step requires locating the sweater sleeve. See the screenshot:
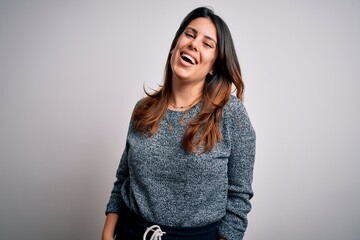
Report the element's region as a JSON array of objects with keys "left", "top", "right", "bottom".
[
  {"left": 218, "top": 98, "right": 256, "bottom": 240},
  {"left": 105, "top": 137, "right": 130, "bottom": 214}
]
